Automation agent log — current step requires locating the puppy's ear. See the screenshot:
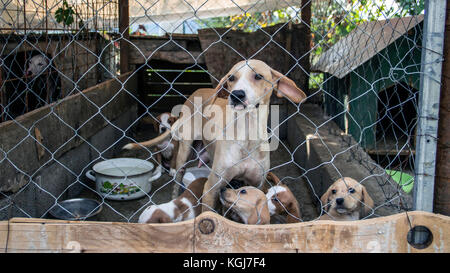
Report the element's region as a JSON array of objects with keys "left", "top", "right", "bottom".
[
  {"left": 158, "top": 214, "right": 173, "bottom": 223},
  {"left": 286, "top": 199, "right": 301, "bottom": 223},
  {"left": 168, "top": 115, "right": 178, "bottom": 126},
  {"left": 249, "top": 196, "right": 270, "bottom": 225},
  {"left": 361, "top": 185, "right": 374, "bottom": 217},
  {"left": 271, "top": 69, "right": 306, "bottom": 104},
  {"left": 320, "top": 187, "right": 332, "bottom": 212},
  {"left": 266, "top": 172, "right": 281, "bottom": 185}
]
